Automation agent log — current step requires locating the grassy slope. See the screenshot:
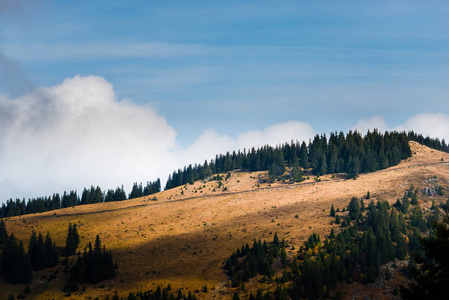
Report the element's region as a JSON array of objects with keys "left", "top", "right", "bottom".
[{"left": 2, "top": 142, "right": 449, "bottom": 299}]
